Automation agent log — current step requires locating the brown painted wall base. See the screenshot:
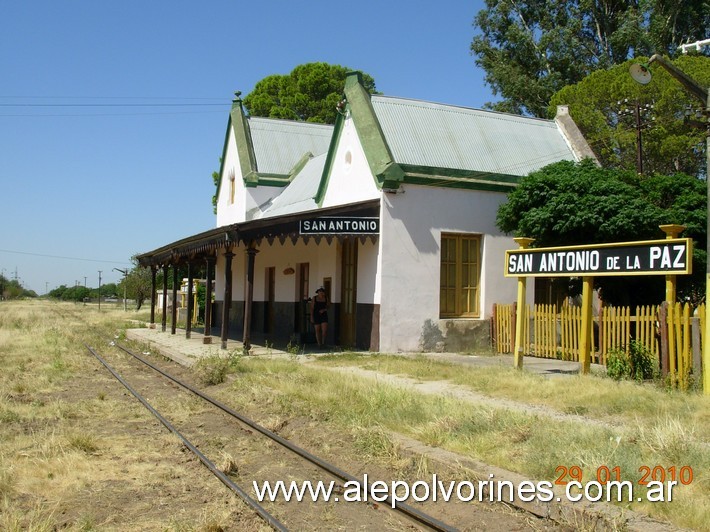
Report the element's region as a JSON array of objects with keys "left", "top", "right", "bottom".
[{"left": 213, "top": 301, "right": 379, "bottom": 350}]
